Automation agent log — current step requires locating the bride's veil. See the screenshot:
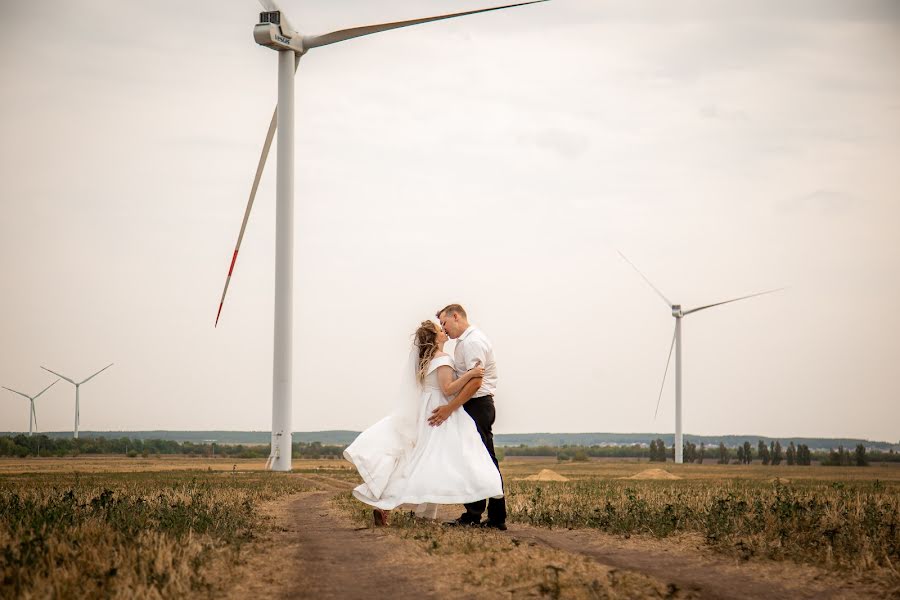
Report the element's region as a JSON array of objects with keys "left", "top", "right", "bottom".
[
  {"left": 390, "top": 341, "right": 421, "bottom": 450},
  {"left": 393, "top": 328, "right": 439, "bottom": 520}
]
